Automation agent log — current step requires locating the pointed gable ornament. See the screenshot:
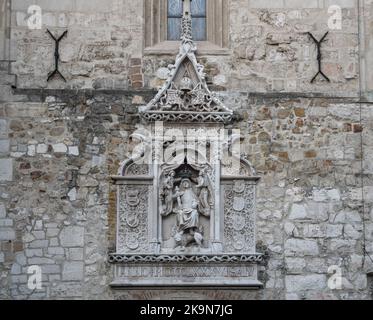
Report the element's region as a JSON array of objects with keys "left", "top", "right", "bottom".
[{"left": 140, "top": 4, "right": 233, "bottom": 124}]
